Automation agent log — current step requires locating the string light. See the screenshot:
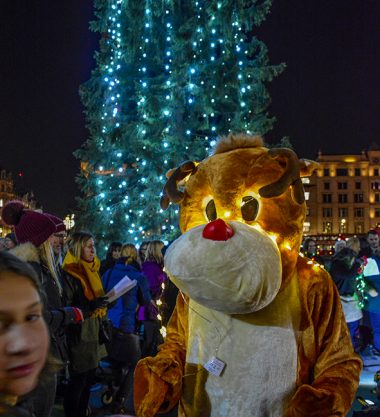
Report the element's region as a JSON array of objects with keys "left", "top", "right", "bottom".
[
  {"left": 356, "top": 257, "right": 369, "bottom": 308},
  {"left": 77, "top": 0, "right": 284, "bottom": 255}
]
